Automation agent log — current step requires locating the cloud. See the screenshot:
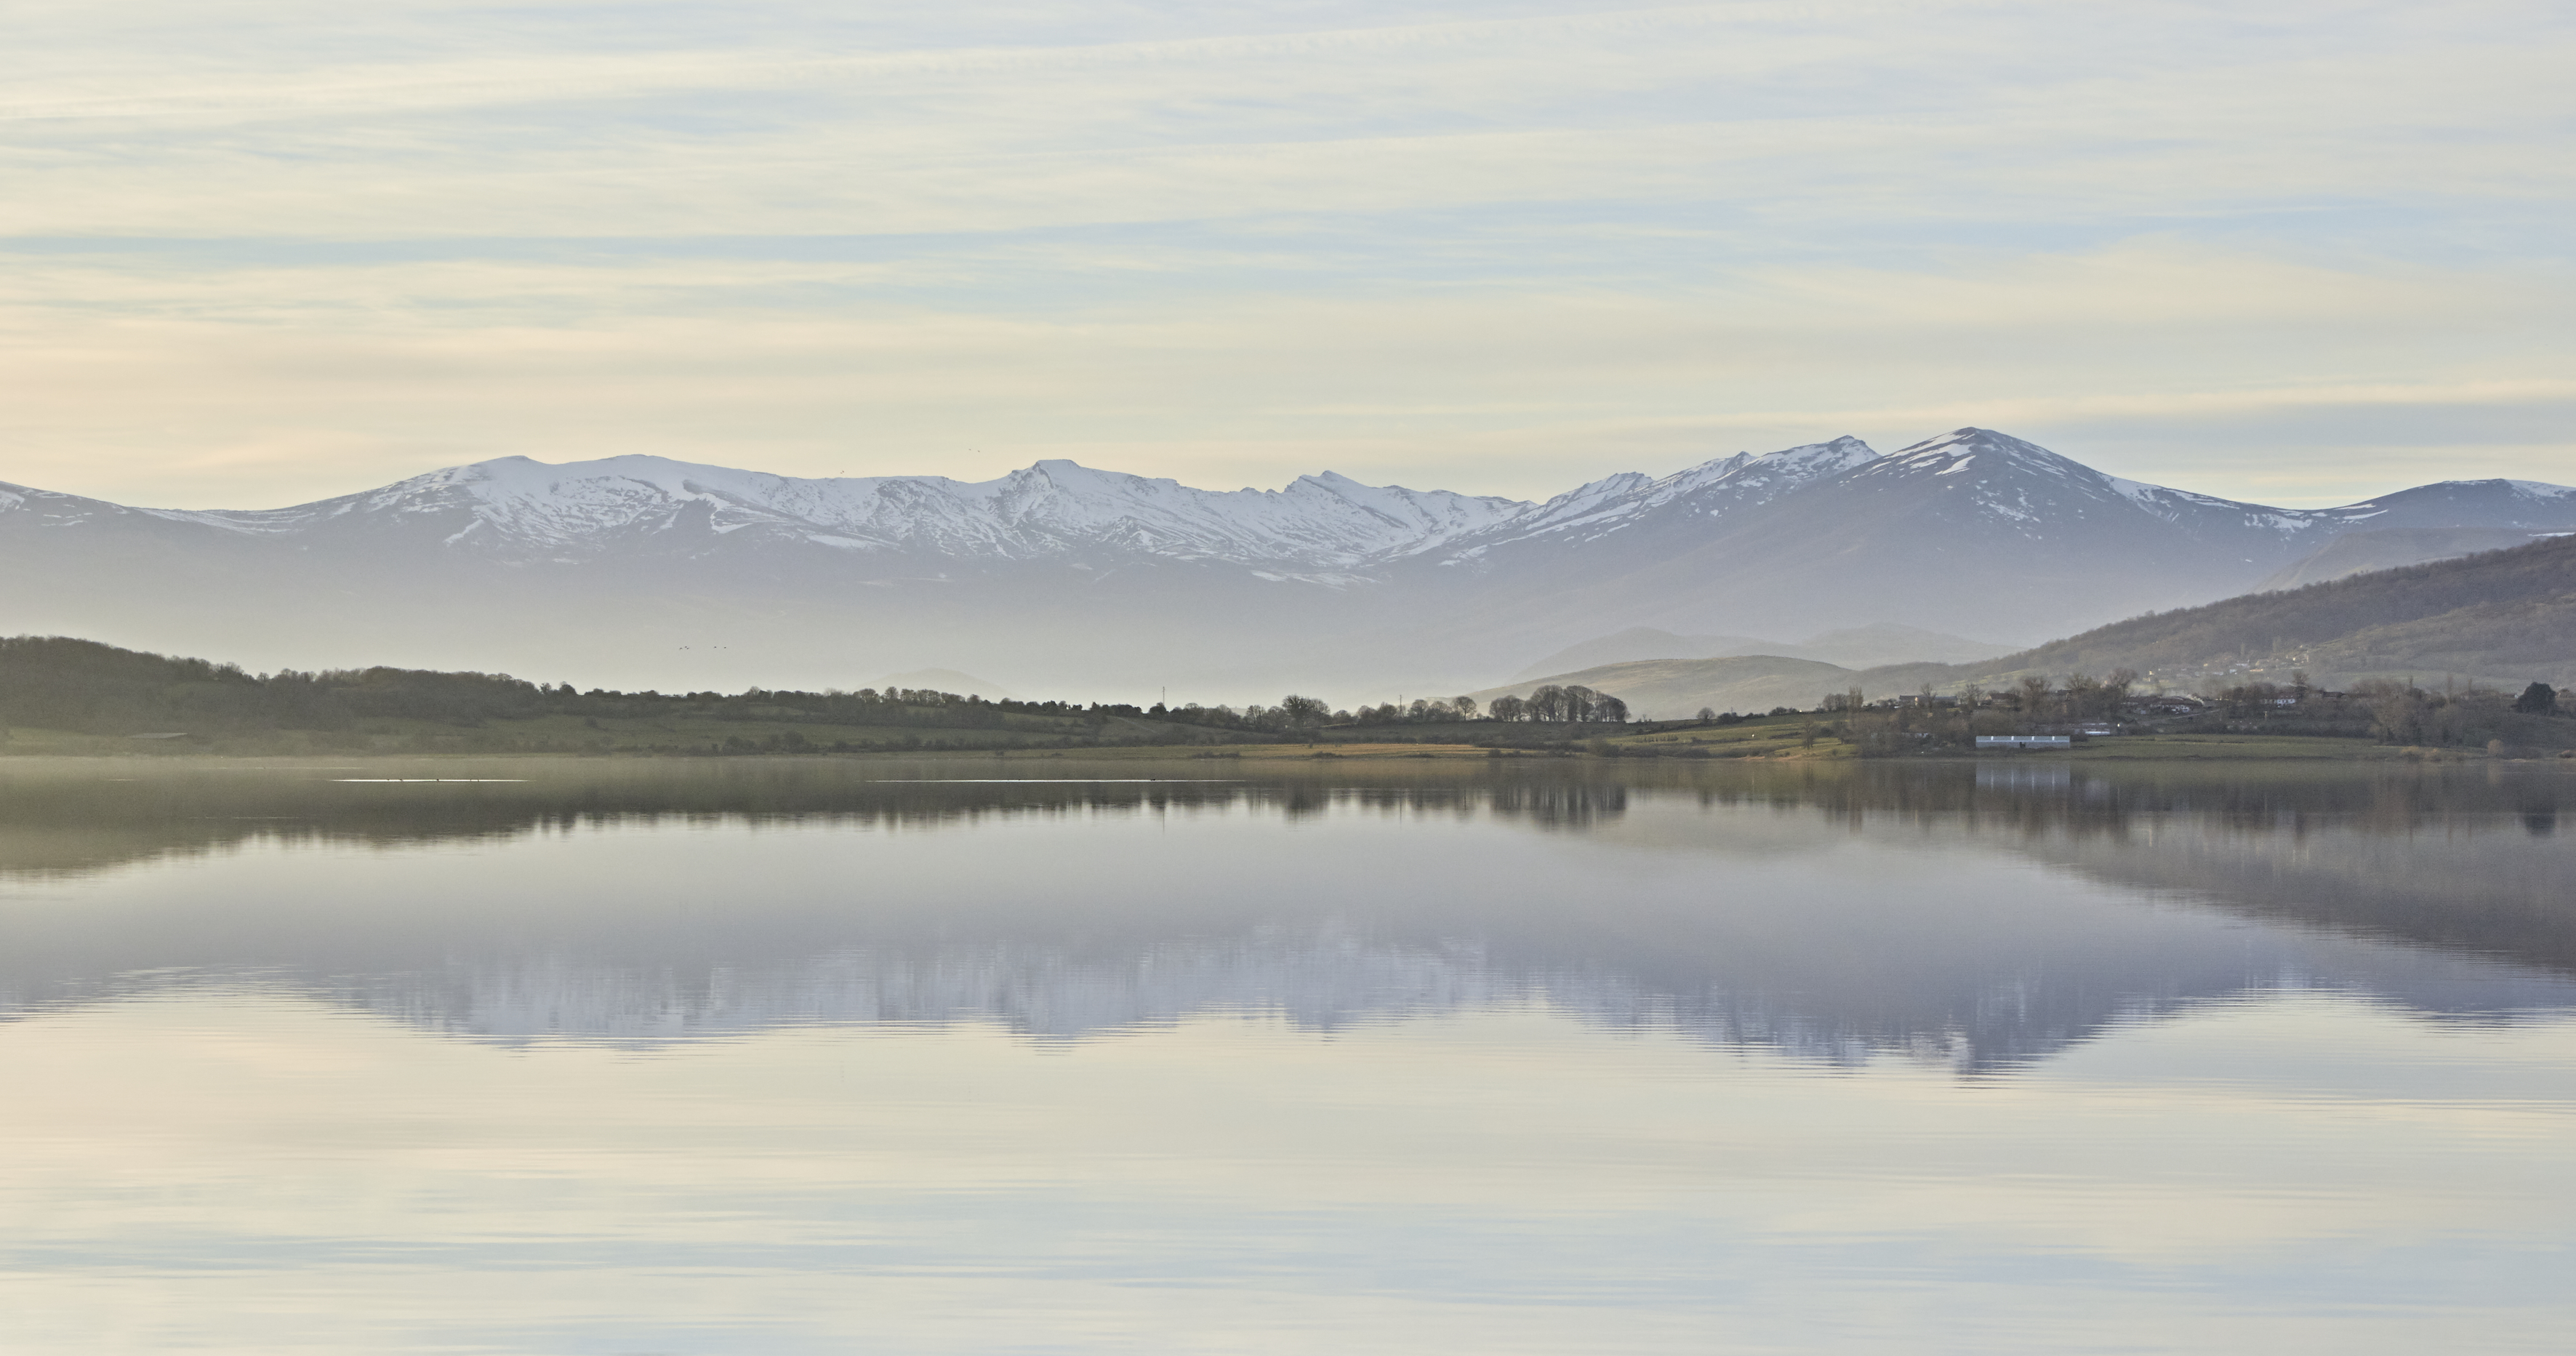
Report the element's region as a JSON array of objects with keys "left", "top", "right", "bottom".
[
  {"left": 2, "top": 238, "right": 2567, "bottom": 509},
  {"left": 7, "top": 2, "right": 2571, "bottom": 238},
  {"left": 0, "top": 0, "right": 2569, "bottom": 505}
]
